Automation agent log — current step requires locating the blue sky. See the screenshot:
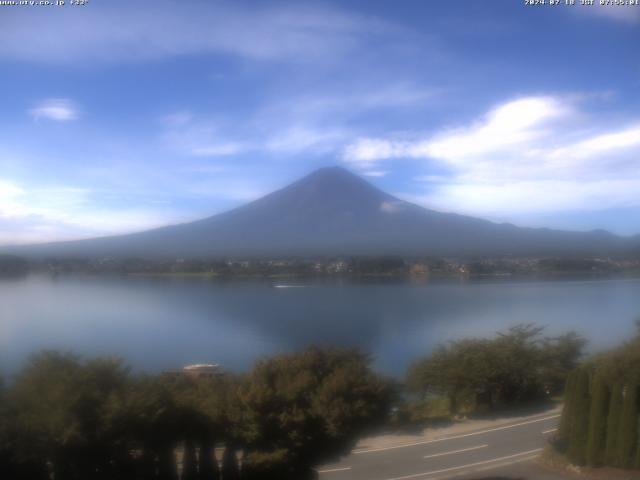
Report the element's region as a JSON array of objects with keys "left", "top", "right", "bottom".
[{"left": 1, "top": 0, "right": 639, "bottom": 244}]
